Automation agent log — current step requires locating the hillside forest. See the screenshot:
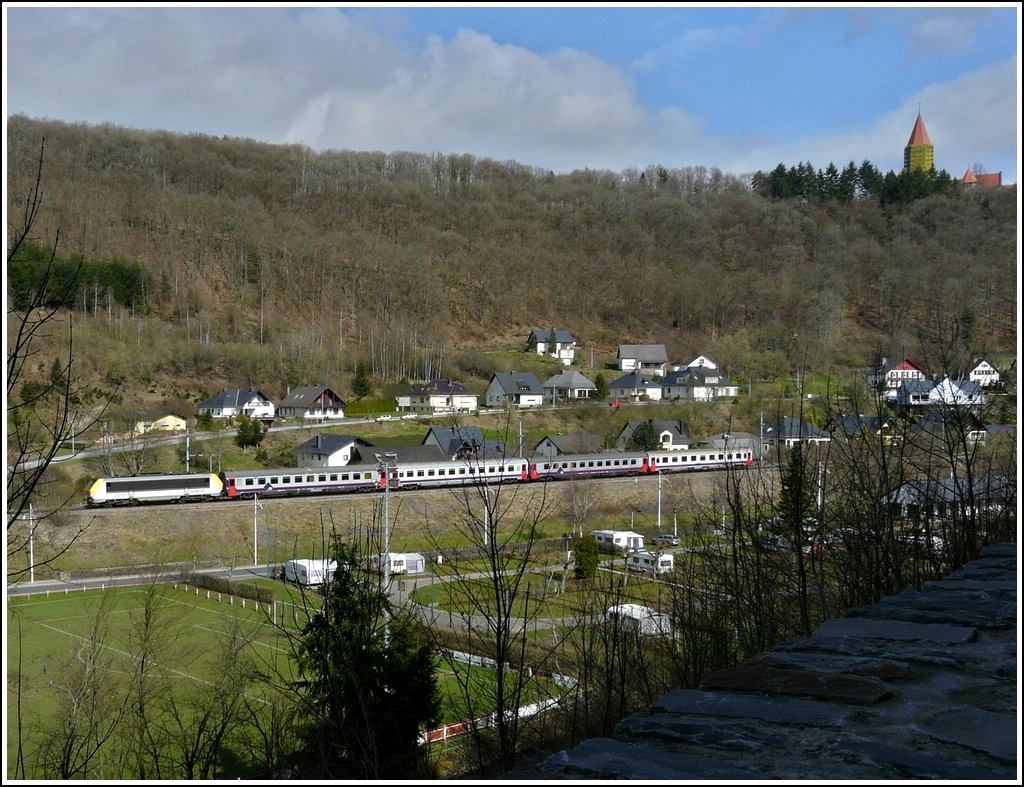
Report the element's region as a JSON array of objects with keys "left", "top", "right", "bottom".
[{"left": 5, "top": 114, "right": 1018, "bottom": 419}]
